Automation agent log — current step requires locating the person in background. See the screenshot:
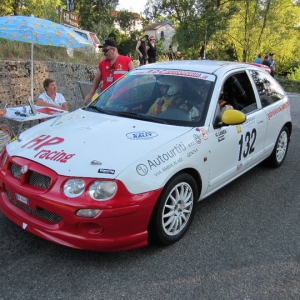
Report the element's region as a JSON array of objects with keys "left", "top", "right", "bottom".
[
  {"left": 147, "top": 36, "right": 157, "bottom": 64},
  {"left": 0, "top": 108, "right": 13, "bottom": 152},
  {"left": 136, "top": 35, "right": 149, "bottom": 66},
  {"left": 262, "top": 55, "right": 272, "bottom": 69},
  {"left": 269, "top": 52, "right": 276, "bottom": 77},
  {"left": 84, "top": 39, "right": 134, "bottom": 104},
  {"left": 253, "top": 53, "right": 262, "bottom": 64},
  {"left": 36, "top": 77, "right": 69, "bottom": 111}
]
